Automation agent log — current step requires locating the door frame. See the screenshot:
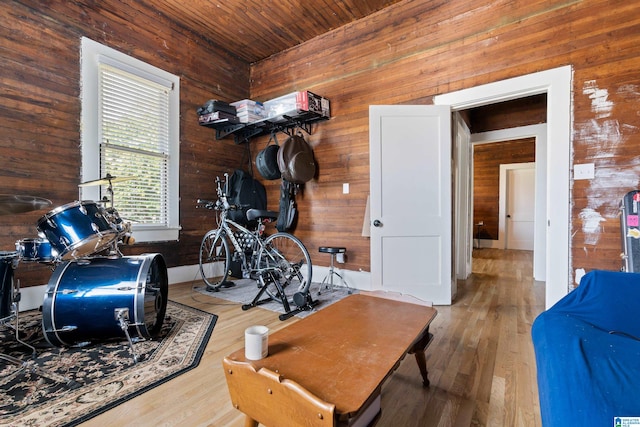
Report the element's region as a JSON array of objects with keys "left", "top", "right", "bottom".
[
  {"left": 454, "top": 112, "right": 472, "bottom": 282},
  {"left": 434, "top": 65, "right": 572, "bottom": 309}
]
